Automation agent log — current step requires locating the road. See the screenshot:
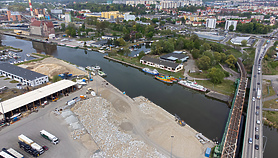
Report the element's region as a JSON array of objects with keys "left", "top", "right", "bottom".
[
  {"left": 0, "top": 86, "right": 91, "bottom": 158},
  {"left": 242, "top": 39, "right": 273, "bottom": 158}
]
